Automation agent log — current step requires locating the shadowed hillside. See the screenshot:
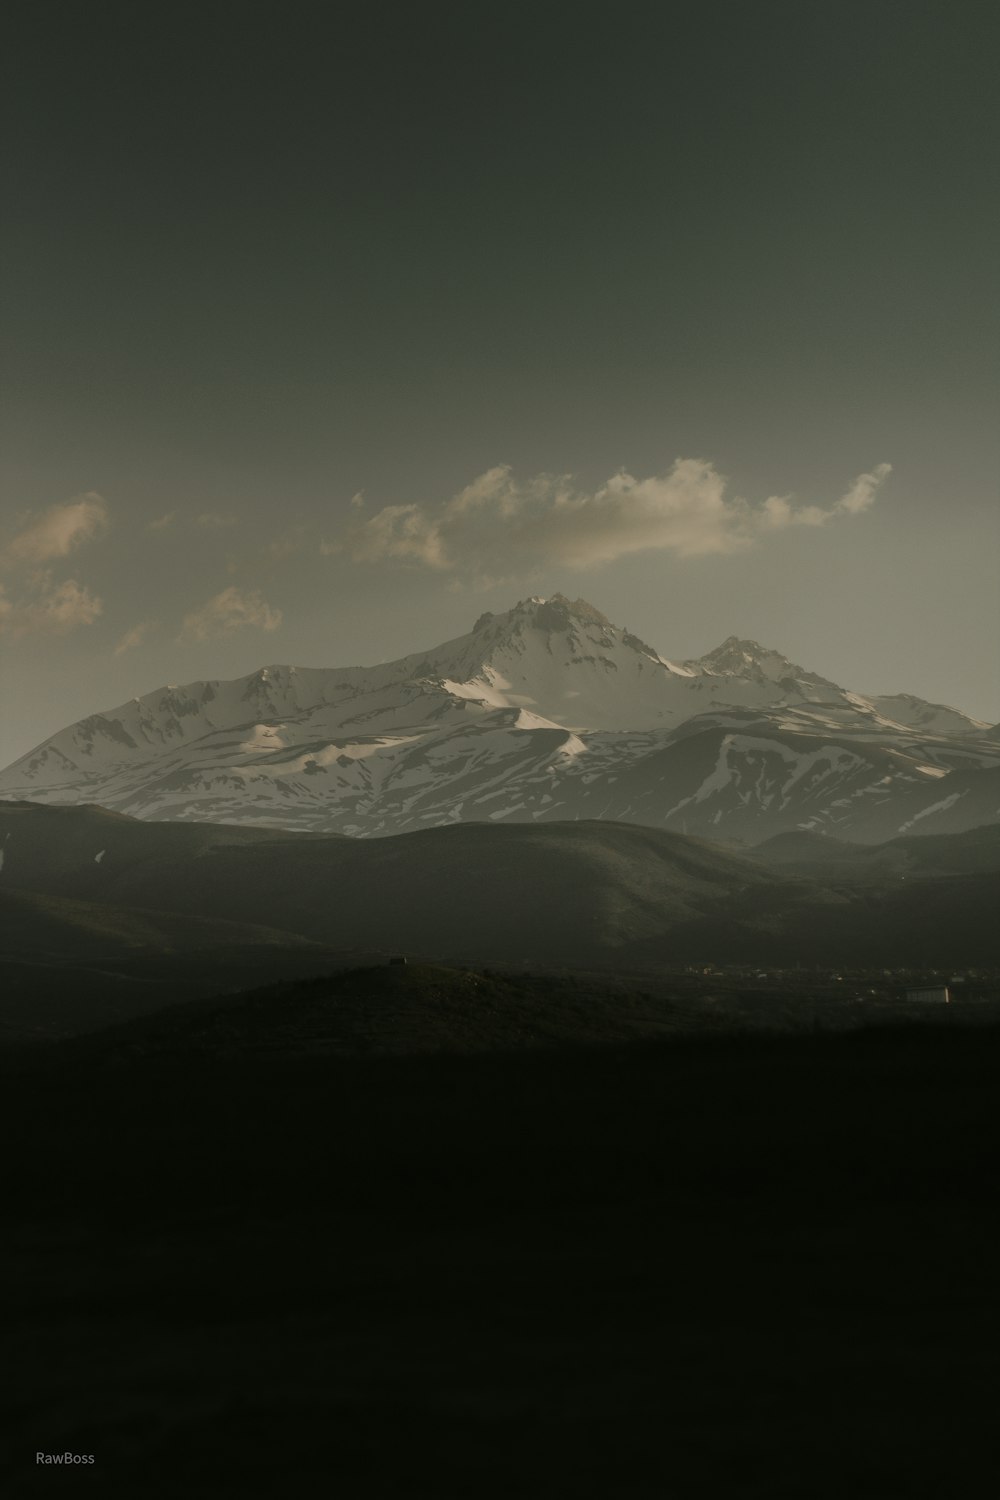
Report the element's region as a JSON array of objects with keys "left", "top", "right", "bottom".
[
  {"left": 0, "top": 885, "right": 316, "bottom": 960},
  {"left": 750, "top": 823, "right": 1000, "bottom": 880},
  {"left": 3, "top": 806, "right": 999, "bottom": 1042},
  {"left": 33, "top": 961, "right": 1000, "bottom": 1068},
  {"left": 0, "top": 801, "right": 803, "bottom": 967},
  {"left": 0, "top": 886, "right": 362, "bottom": 1042},
  {"left": 40, "top": 963, "right": 734, "bottom": 1062}
]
